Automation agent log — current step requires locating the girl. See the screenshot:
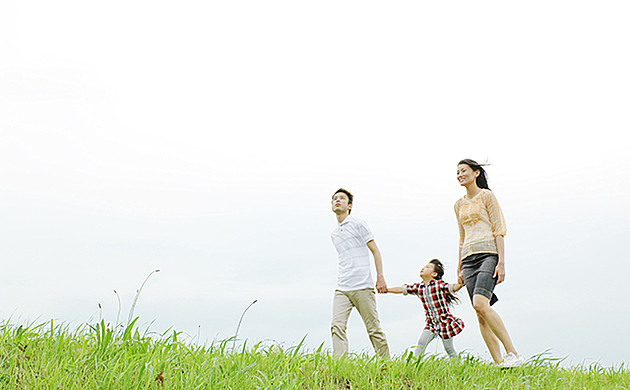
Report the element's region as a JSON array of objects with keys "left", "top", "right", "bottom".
[
  {"left": 388, "top": 259, "right": 464, "bottom": 358},
  {"left": 455, "top": 159, "right": 524, "bottom": 368}
]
